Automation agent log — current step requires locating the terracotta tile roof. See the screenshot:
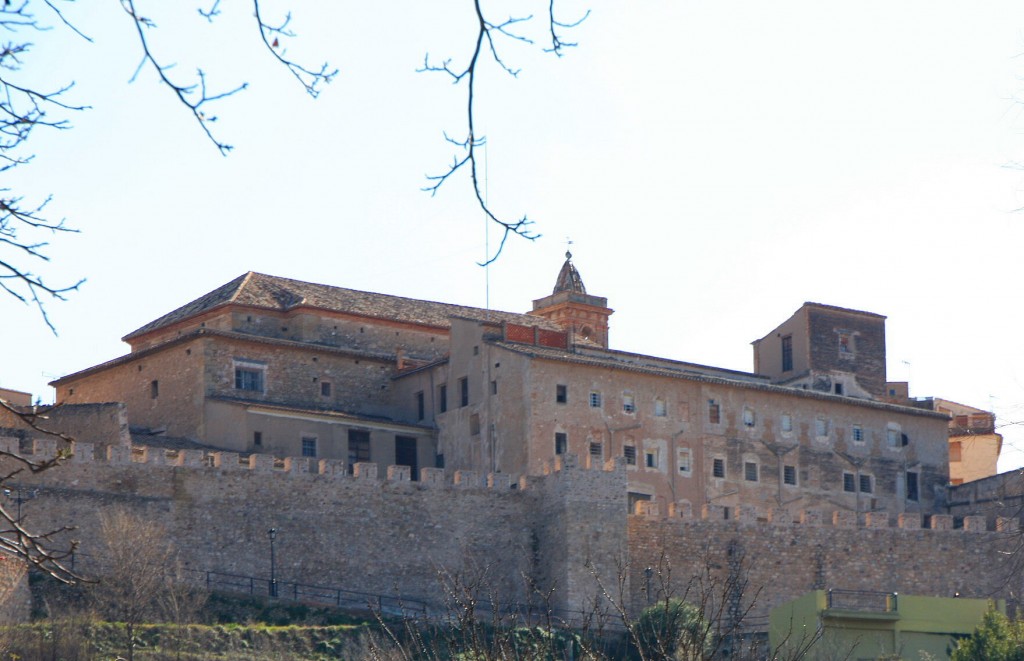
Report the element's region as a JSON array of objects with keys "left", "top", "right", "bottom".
[{"left": 124, "top": 272, "right": 561, "bottom": 341}]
